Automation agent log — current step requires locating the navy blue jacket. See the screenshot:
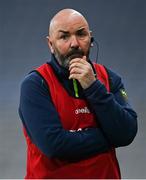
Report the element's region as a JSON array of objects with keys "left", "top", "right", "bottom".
[{"left": 19, "top": 55, "right": 137, "bottom": 160}]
